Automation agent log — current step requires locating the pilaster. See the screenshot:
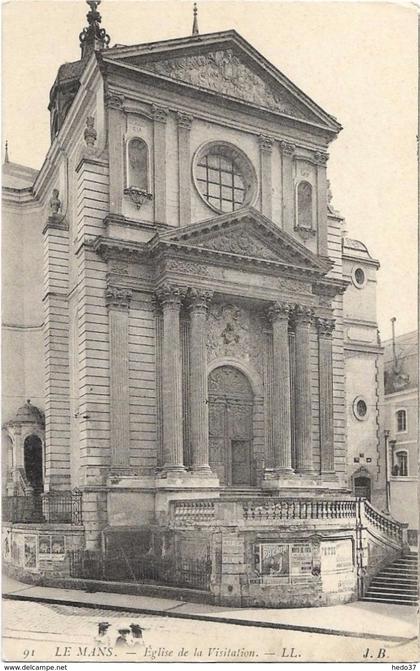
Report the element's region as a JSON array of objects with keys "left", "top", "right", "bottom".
[
  {"left": 106, "top": 285, "right": 132, "bottom": 473},
  {"left": 105, "top": 93, "right": 125, "bottom": 215},
  {"left": 152, "top": 105, "right": 168, "bottom": 225},
  {"left": 314, "top": 151, "right": 329, "bottom": 256},
  {"left": 280, "top": 140, "right": 296, "bottom": 236},
  {"left": 186, "top": 288, "right": 213, "bottom": 473},
  {"left": 294, "top": 304, "right": 314, "bottom": 475},
  {"left": 259, "top": 135, "right": 273, "bottom": 219},
  {"left": 317, "top": 317, "right": 336, "bottom": 475},
  {"left": 177, "top": 112, "right": 193, "bottom": 226},
  {"left": 43, "top": 207, "right": 71, "bottom": 491}
]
